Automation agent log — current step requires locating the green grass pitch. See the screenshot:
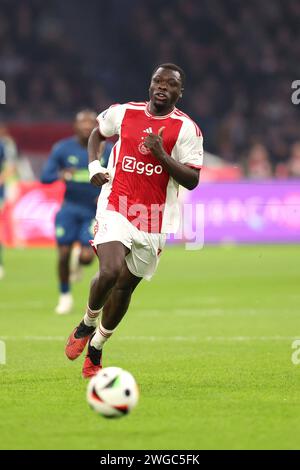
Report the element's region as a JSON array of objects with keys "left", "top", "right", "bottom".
[{"left": 0, "top": 244, "right": 300, "bottom": 450}]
